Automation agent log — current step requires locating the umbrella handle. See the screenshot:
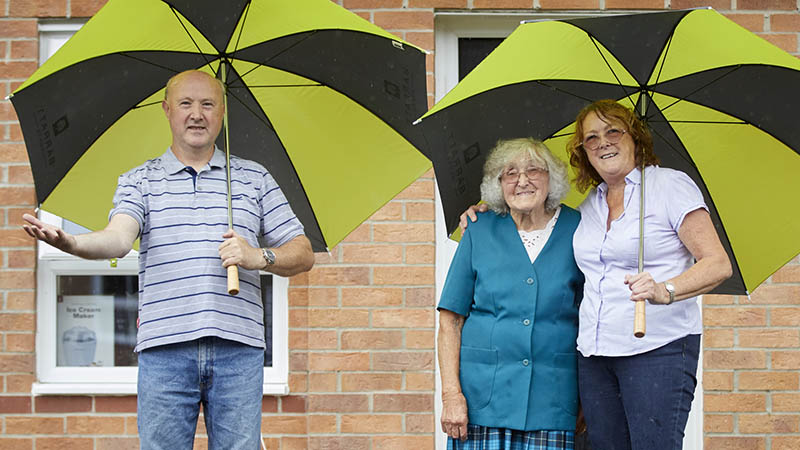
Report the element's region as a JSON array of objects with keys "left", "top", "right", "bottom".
[
  {"left": 227, "top": 265, "right": 240, "bottom": 295},
  {"left": 633, "top": 301, "right": 645, "bottom": 338}
]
